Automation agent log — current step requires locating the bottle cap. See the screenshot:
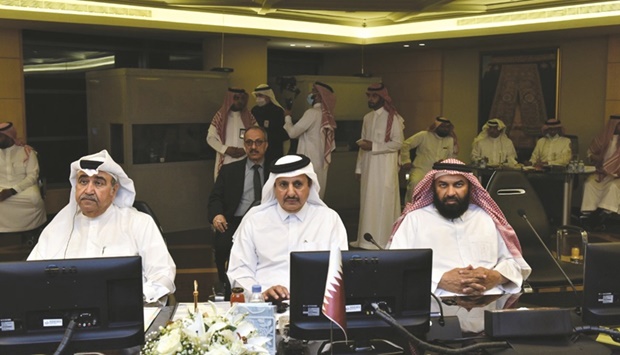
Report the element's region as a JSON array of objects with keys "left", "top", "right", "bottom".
[{"left": 252, "top": 284, "right": 262, "bottom": 293}]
